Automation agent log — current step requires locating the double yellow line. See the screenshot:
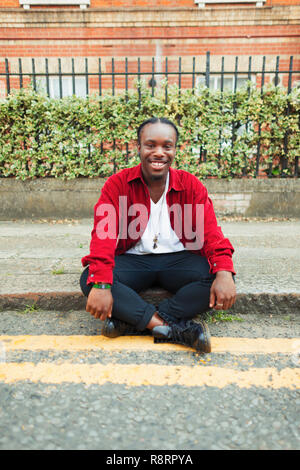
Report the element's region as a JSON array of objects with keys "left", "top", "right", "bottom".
[
  {"left": 0, "top": 335, "right": 299, "bottom": 389},
  {"left": 1, "top": 335, "right": 298, "bottom": 353}
]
